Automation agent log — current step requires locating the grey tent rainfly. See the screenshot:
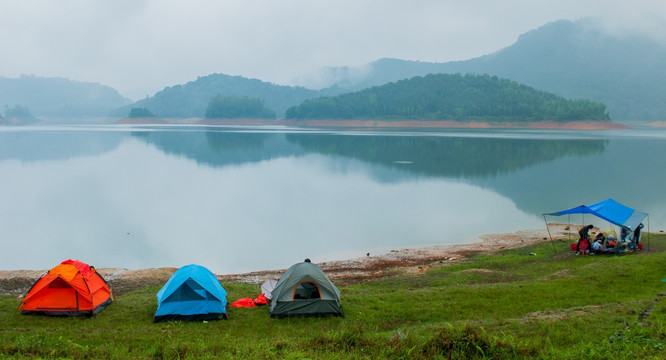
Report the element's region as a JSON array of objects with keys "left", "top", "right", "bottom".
[
  {"left": 261, "top": 278, "right": 279, "bottom": 300},
  {"left": 269, "top": 259, "right": 343, "bottom": 318}
]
